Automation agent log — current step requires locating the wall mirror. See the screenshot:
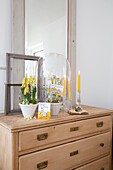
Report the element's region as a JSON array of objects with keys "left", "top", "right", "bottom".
[
  {"left": 3, "top": 0, "right": 68, "bottom": 114},
  {"left": 0, "top": 0, "right": 76, "bottom": 113}
]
